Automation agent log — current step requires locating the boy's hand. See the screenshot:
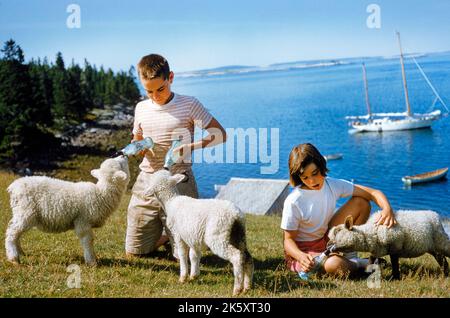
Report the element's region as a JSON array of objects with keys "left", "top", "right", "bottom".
[
  {"left": 138, "top": 149, "right": 148, "bottom": 157},
  {"left": 297, "top": 252, "right": 315, "bottom": 272},
  {"left": 138, "top": 148, "right": 155, "bottom": 157},
  {"left": 375, "top": 207, "right": 397, "bottom": 228},
  {"left": 130, "top": 137, "right": 155, "bottom": 157}
]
